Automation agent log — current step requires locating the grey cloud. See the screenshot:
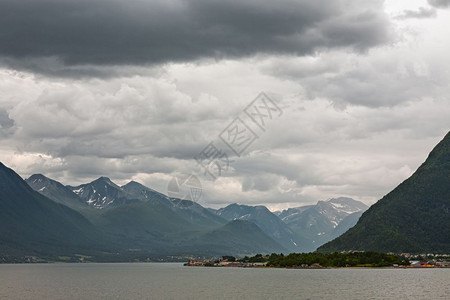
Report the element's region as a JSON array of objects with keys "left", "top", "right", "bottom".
[
  {"left": 262, "top": 50, "right": 444, "bottom": 107},
  {"left": 6, "top": 75, "right": 233, "bottom": 160},
  {"left": 232, "top": 152, "right": 323, "bottom": 187},
  {"left": 0, "top": 108, "right": 15, "bottom": 138},
  {"left": 396, "top": 7, "right": 437, "bottom": 19},
  {"left": 0, "top": 0, "right": 391, "bottom": 75},
  {"left": 62, "top": 155, "right": 181, "bottom": 179},
  {"left": 0, "top": 109, "right": 14, "bottom": 129},
  {"left": 428, "top": 0, "right": 450, "bottom": 8},
  {"left": 241, "top": 173, "right": 282, "bottom": 192},
  {"left": 19, "top": 153, "right": 186, "bottom": 186}
]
